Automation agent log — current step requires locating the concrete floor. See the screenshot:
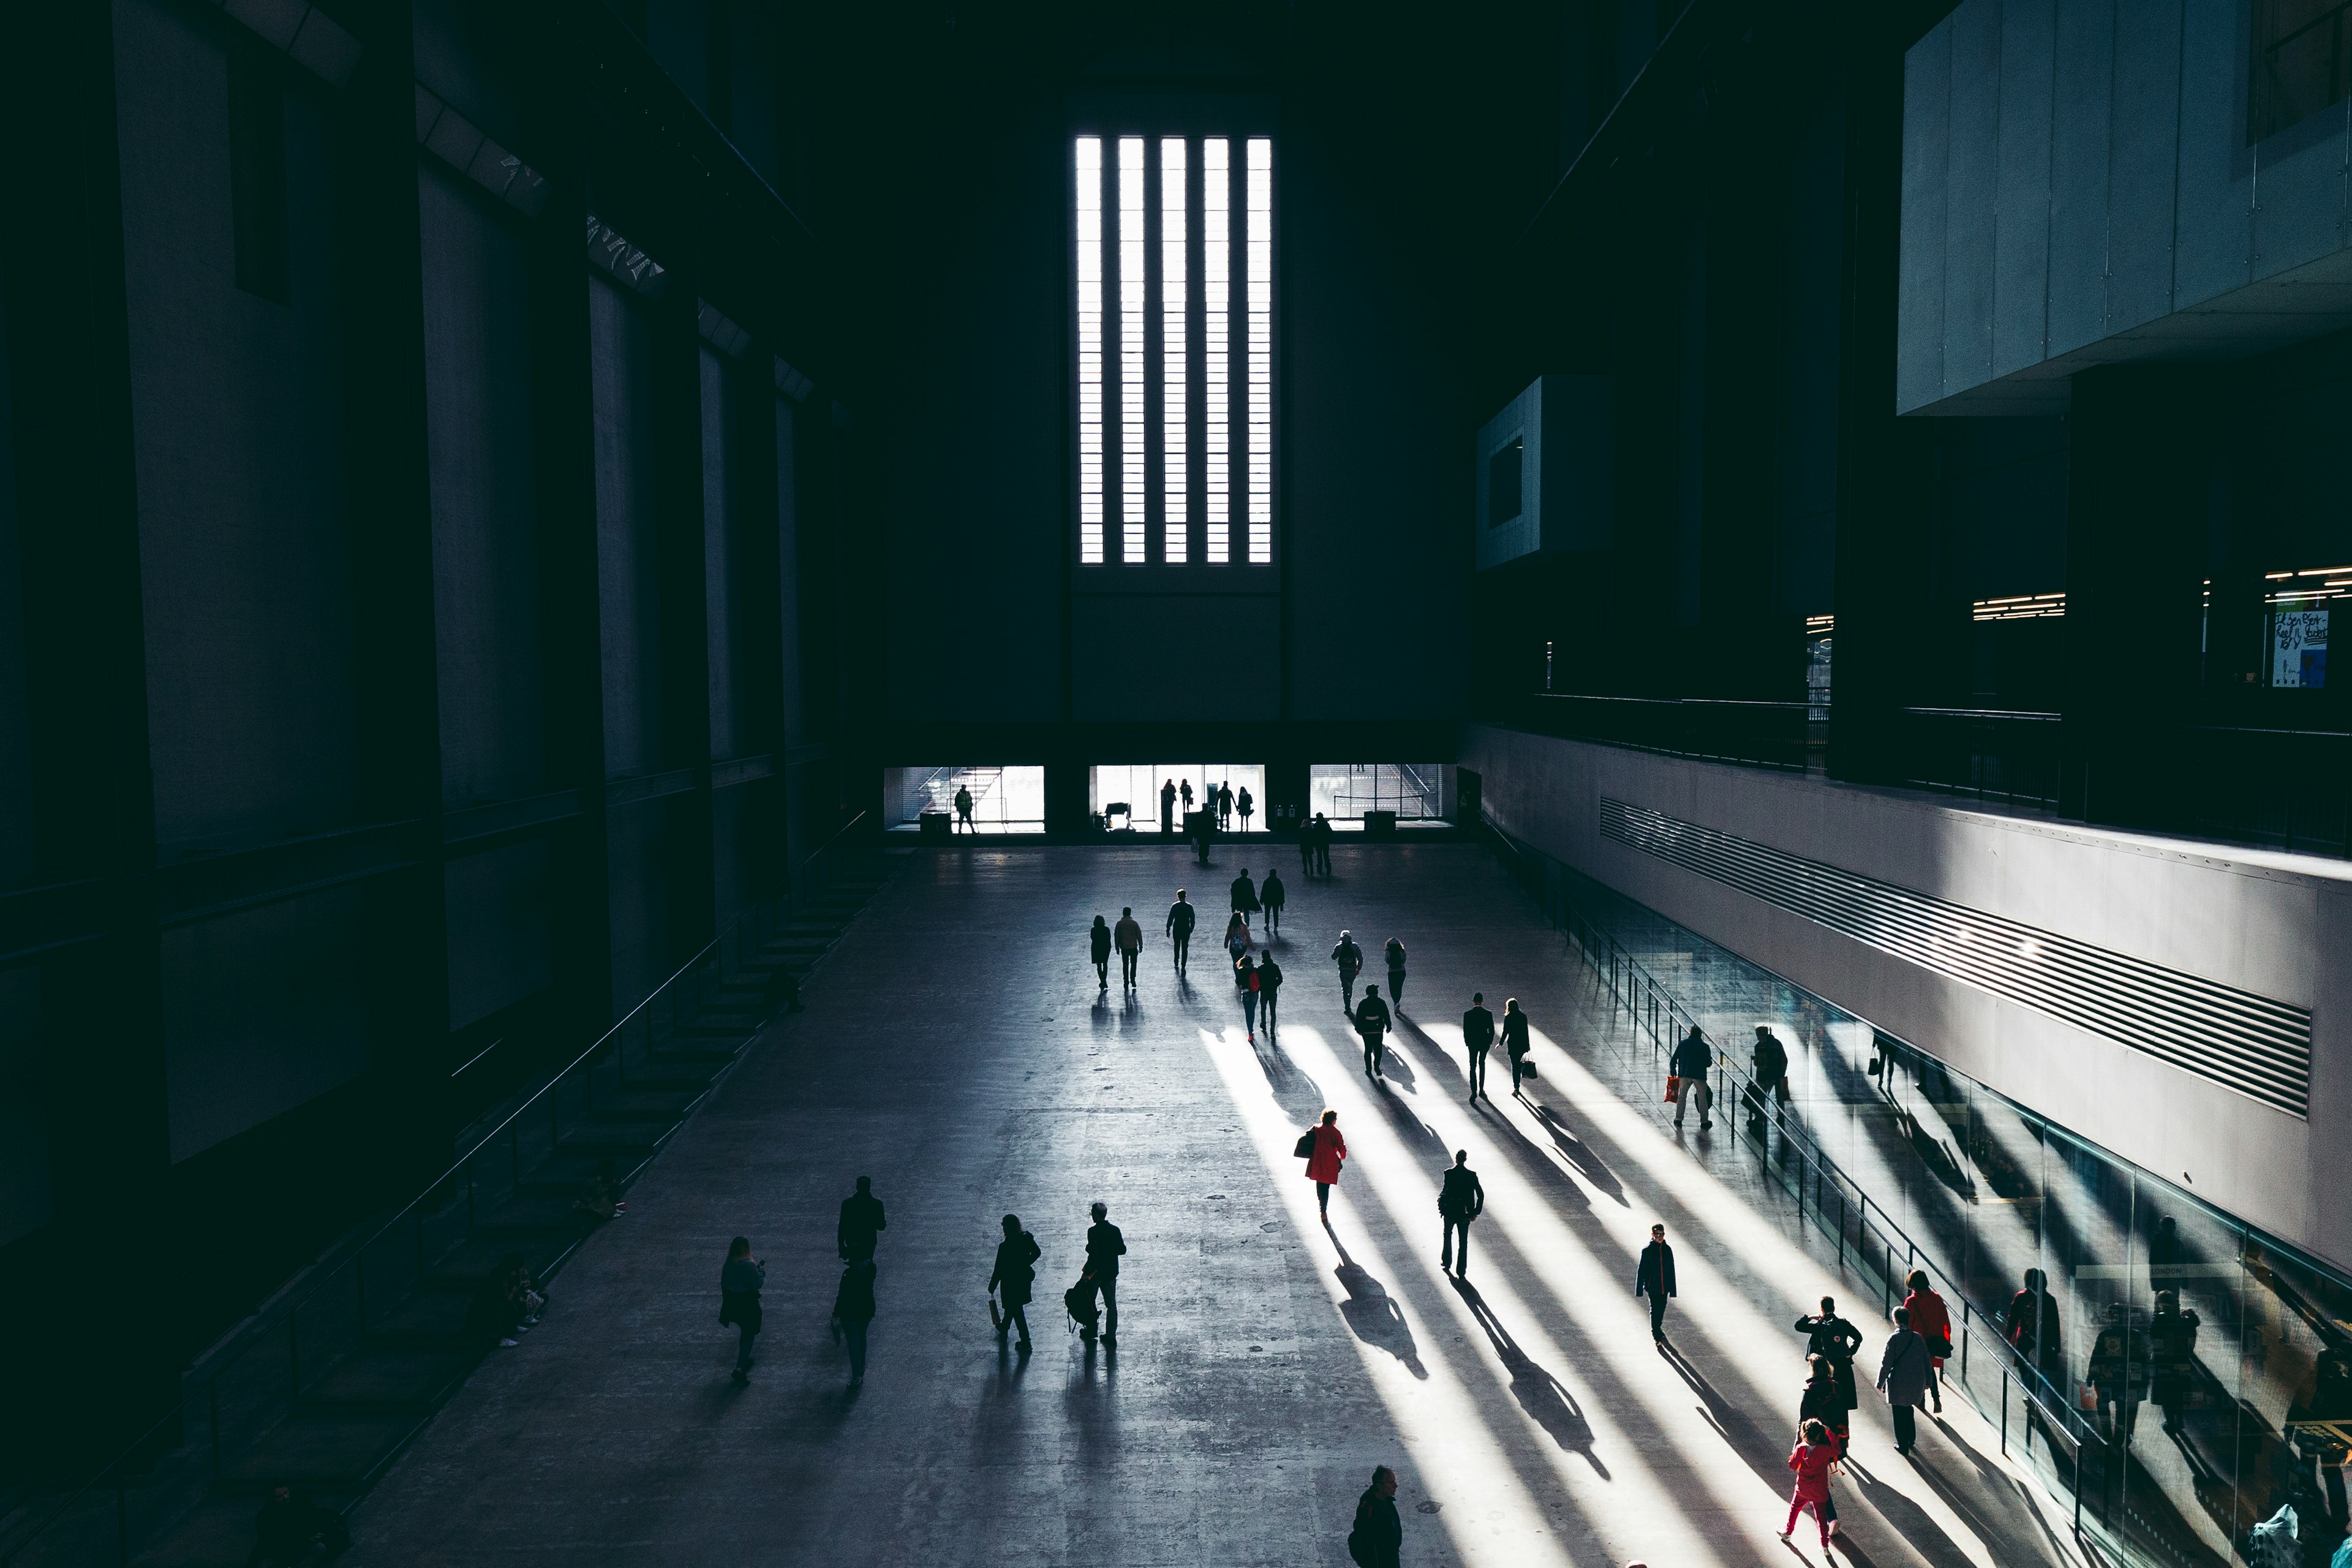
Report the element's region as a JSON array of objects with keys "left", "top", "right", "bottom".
[{"left": 349, "top": 843, "right": 2089, "bottom": 1568}]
